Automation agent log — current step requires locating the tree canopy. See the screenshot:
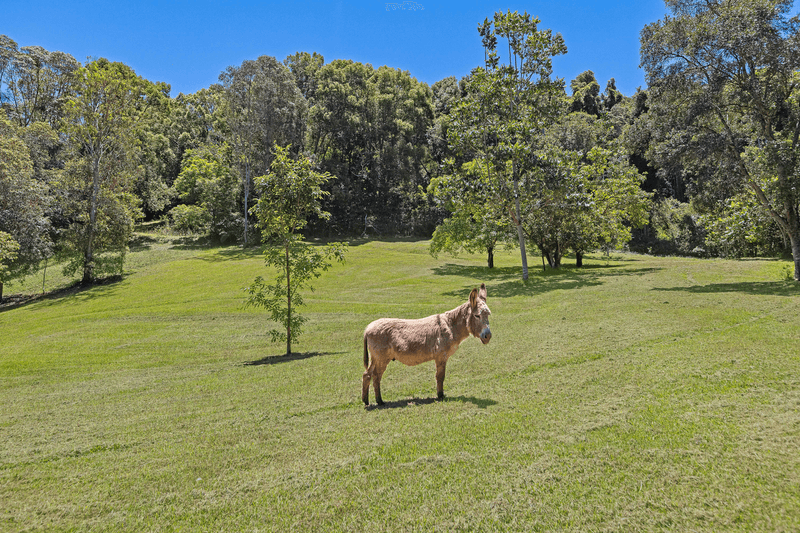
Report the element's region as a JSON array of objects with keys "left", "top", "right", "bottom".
[
  {"left": 640, "top": 0, "right": 800, "bottom": 280},
  {"left": 2, "top": 4, "right": 799, "bottom": 296}
]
